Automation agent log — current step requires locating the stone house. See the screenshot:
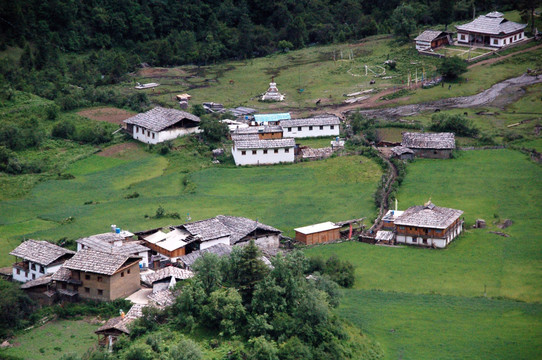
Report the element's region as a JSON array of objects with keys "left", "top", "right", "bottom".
[{"left": 401, "top": 132, "right": 455, "bottom": 159}]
